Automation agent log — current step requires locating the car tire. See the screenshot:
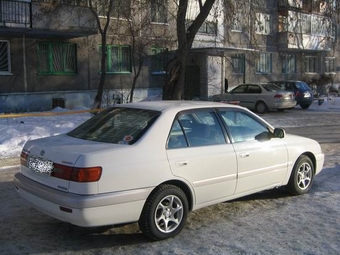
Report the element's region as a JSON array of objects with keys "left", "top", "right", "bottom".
[
  {"left": 300, "top": 104, "right": 310, "bottom": 109},
  {"left": 286, "top": 155, "right": 314, "bottom": 195},
  {"left": 255, "top": 101, "right": 267, "bottom": 114},
  {"left": 139, "top": 184, "right": 188, "bottom": 240}
]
